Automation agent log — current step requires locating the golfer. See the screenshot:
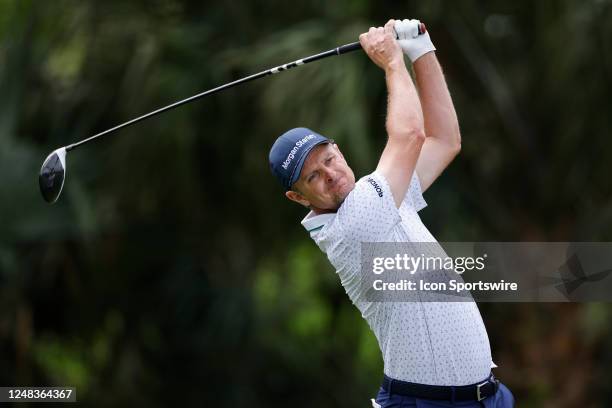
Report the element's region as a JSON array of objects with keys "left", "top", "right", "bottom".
[{"left": 269, "top": 19, "right": 515, "bottom": 407}]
